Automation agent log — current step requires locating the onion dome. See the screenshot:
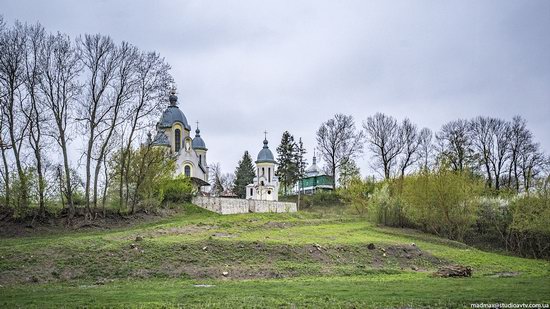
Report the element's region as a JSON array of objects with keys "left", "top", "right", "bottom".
[
  {"left": 157, "top": 88, "right": 191, "bottom": 130},
  {"left": 192, "top": 127, "right": 207, "bottom": 150},
  {"left": 305, "top": 154, "right": 320, "bottom": 177},
  {"left": 256, "top": 138, "right": 276, "bottom": 164}
]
